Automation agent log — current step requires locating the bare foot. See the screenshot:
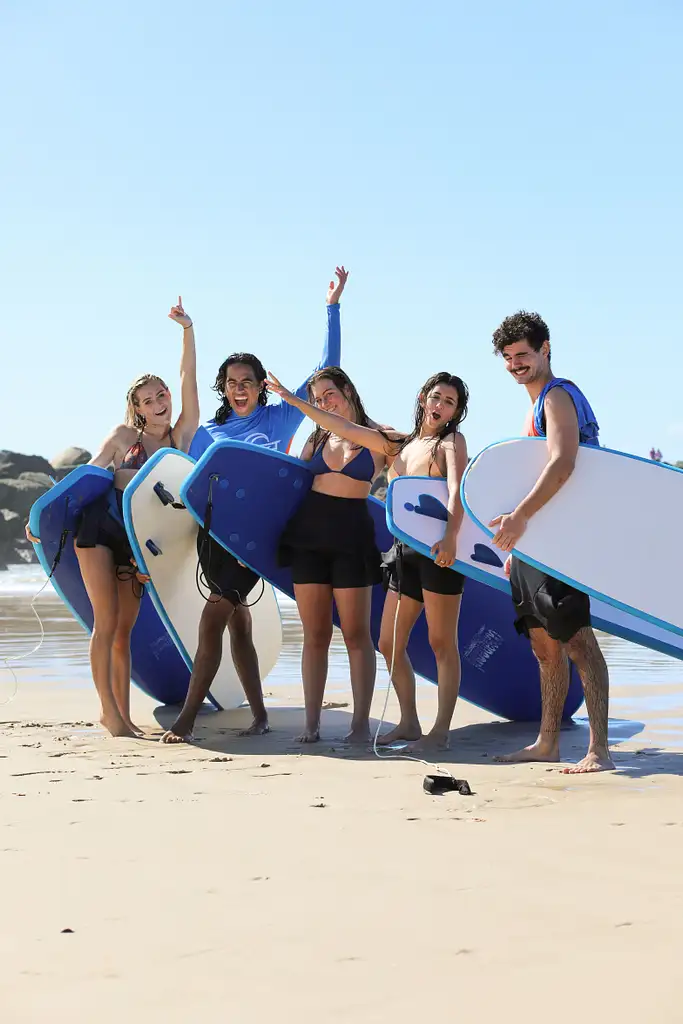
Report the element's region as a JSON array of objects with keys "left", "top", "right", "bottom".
[
  {"left": 406, "top": 730, "right": 450, "bottom": 754},
  {"left": 562, "top": 750, "right": 614, "bottom": 774},
  {"left": 376, "top": 723, "right": 422, "bottom": 746},
  {"left": 237, "top": 717, "right": 270, "bottom": 737},
  {"left": 296, "top": 727, "right": 320, "bottom": 744},
  {"left": 100, "top": 712, "right": 137, "bottom": 738},
  {"left": 343, "top": 726, "right": 371, "bottom": 746},
  {"left": 494, "top": 740, "right": 560, "bottom": 764},
  {"left": 161, "top": 728, "right": 195, "bottom": 744},
  {"left": 123, "top": 720, "right": 144, "bottom": 737}
]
